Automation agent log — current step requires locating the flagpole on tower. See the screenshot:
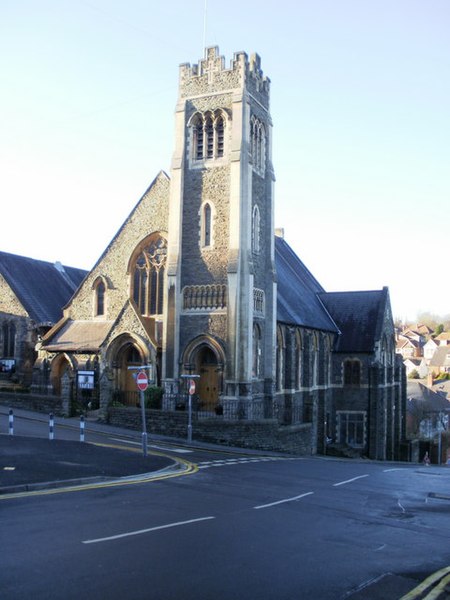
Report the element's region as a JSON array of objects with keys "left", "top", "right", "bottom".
[{"left": 203, "top": 0, "right": 208, "bottom": 51}]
